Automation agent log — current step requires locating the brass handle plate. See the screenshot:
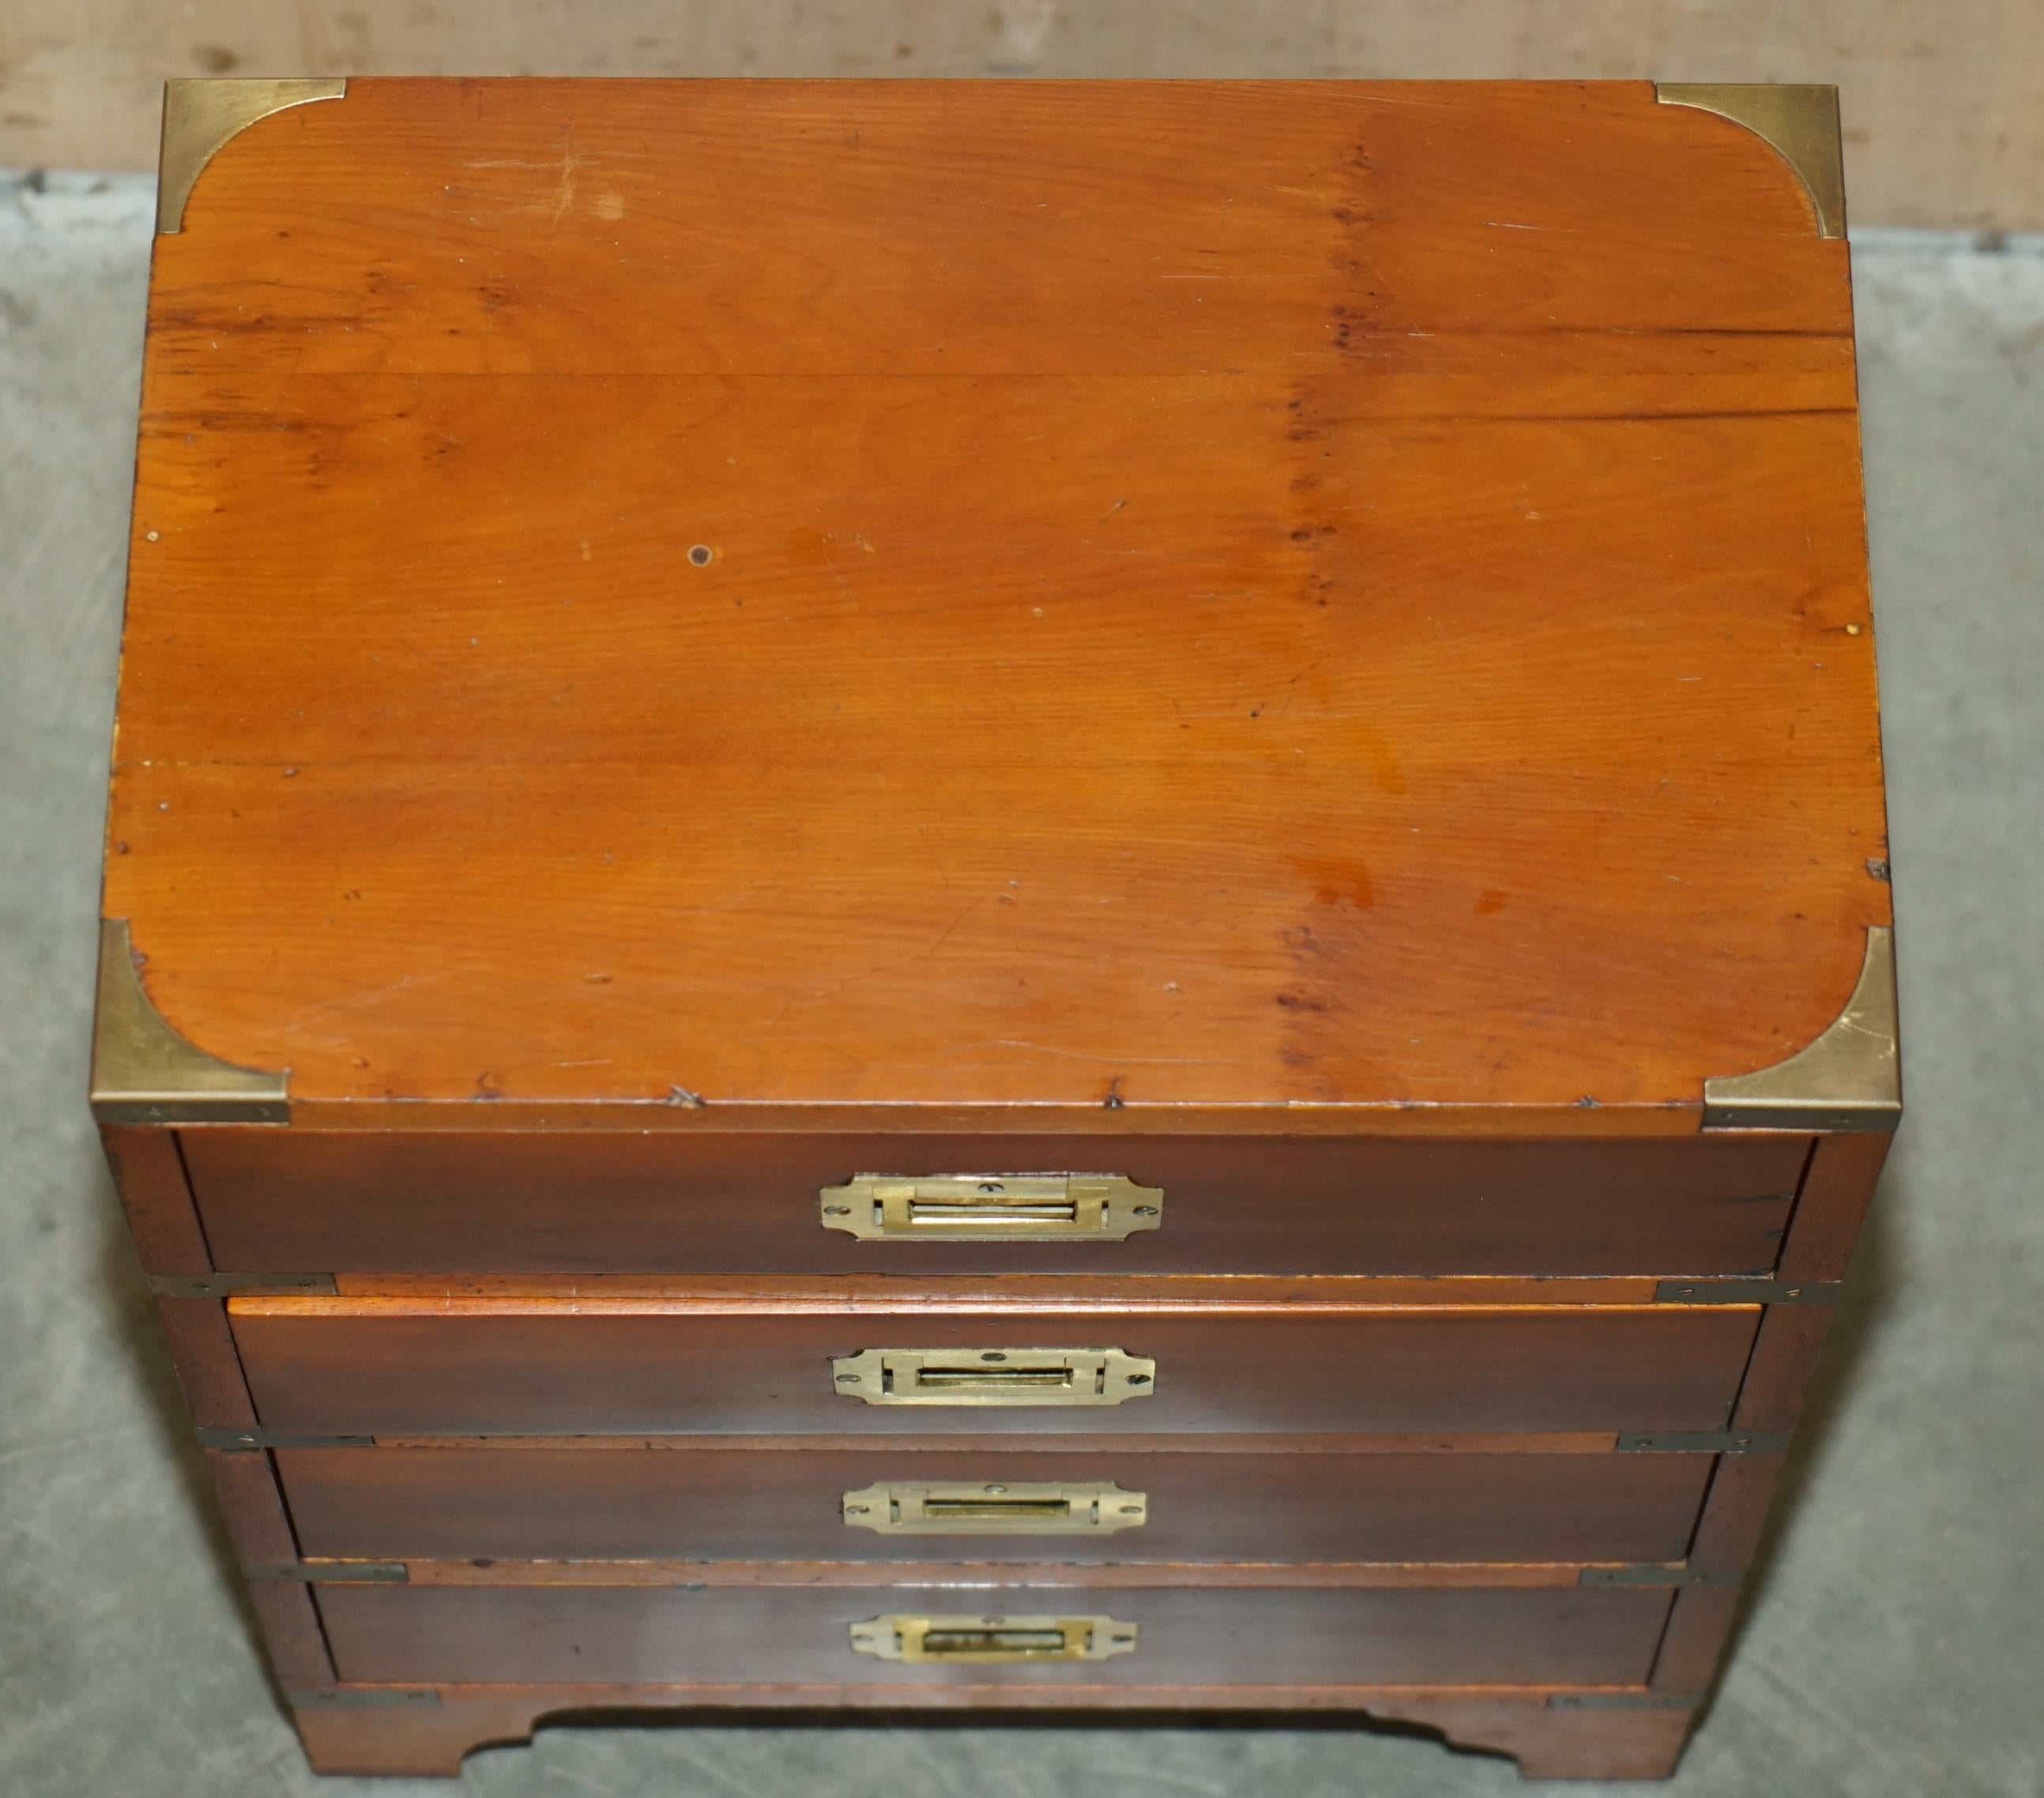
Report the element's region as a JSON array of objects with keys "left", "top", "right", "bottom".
[
  {"left": 818, "top": 1174, "right": 1164, "bottom": 1242},
  {"left": 830, "top": 1346, "right": 1157, "bottom": 1408},
  {"left": 841, "top": 1480, "right": 1149, "bottom": 1536},
  {"left": 849, "top": 1613, "right": 1138, "bottom": 1663}
]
